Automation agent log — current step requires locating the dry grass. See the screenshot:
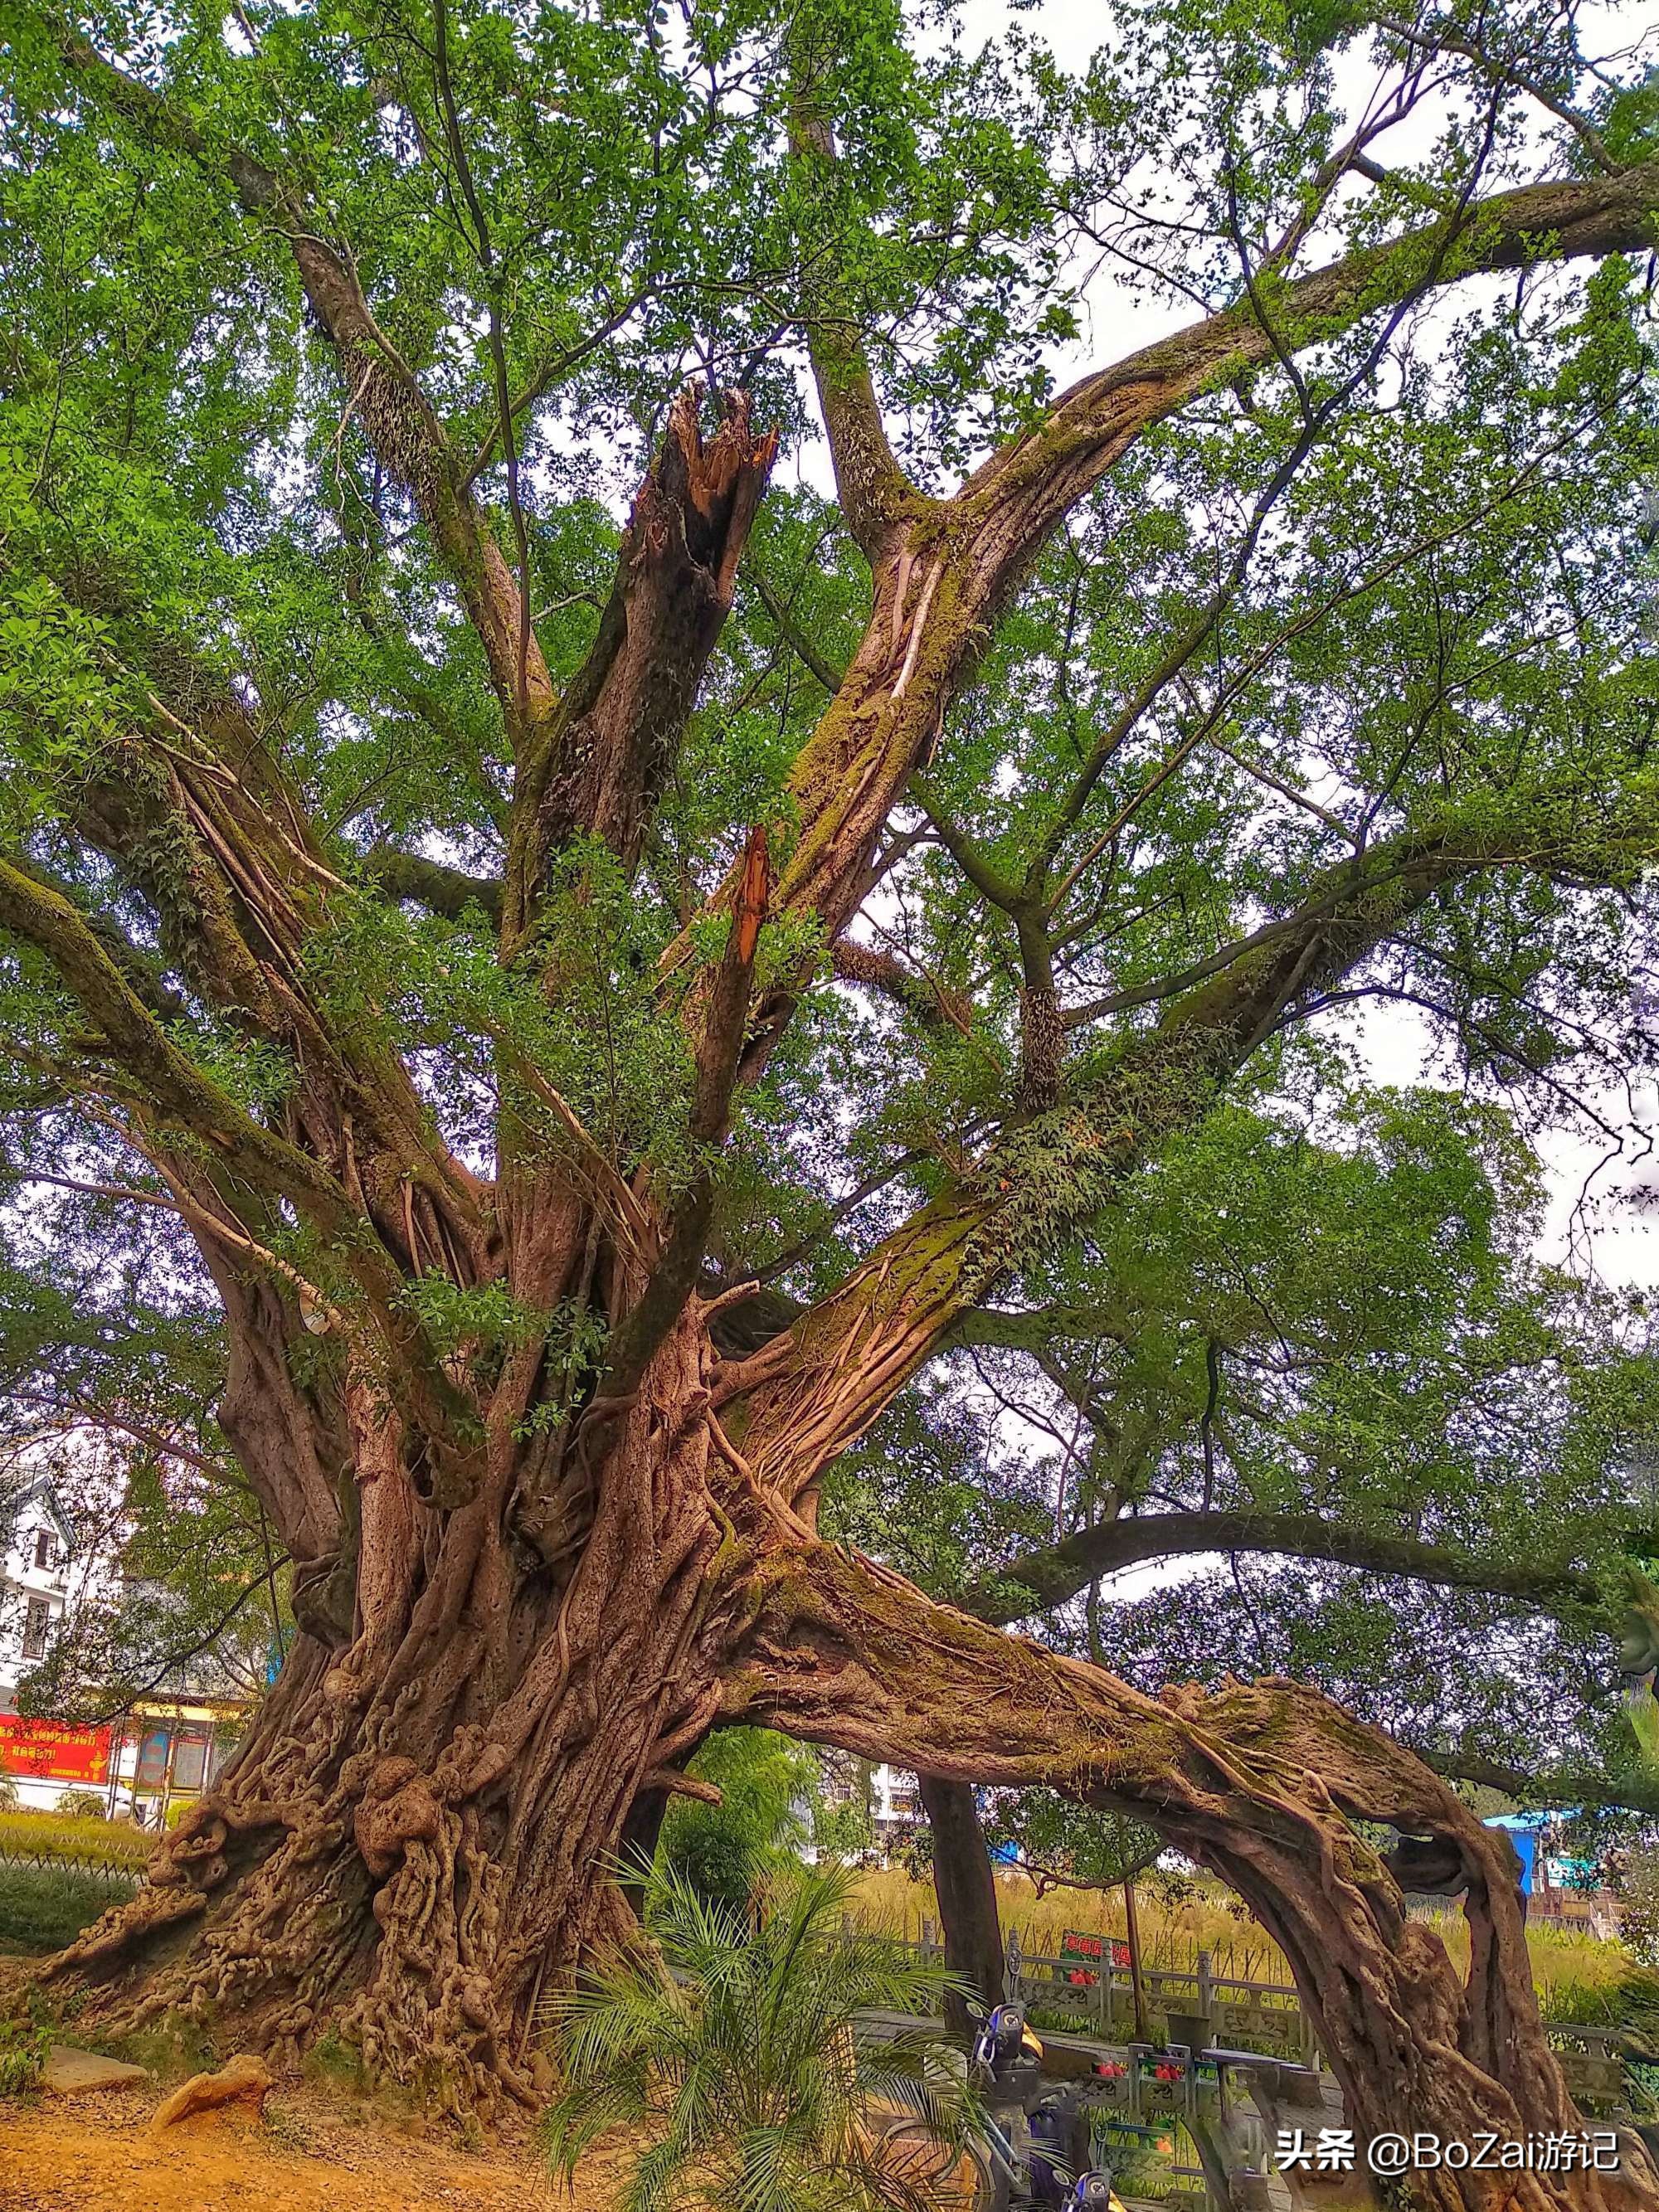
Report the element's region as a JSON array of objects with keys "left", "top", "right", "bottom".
[
  {"left": 1432, "top": 1915, "right": 1632, "bottom": 2005},
  {"left": 849, "top": 1867, "right": 1631, "bottom": 2001},
  {"left": 851, "top": 1867, "right": 1297, "bottom": 1982}
]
